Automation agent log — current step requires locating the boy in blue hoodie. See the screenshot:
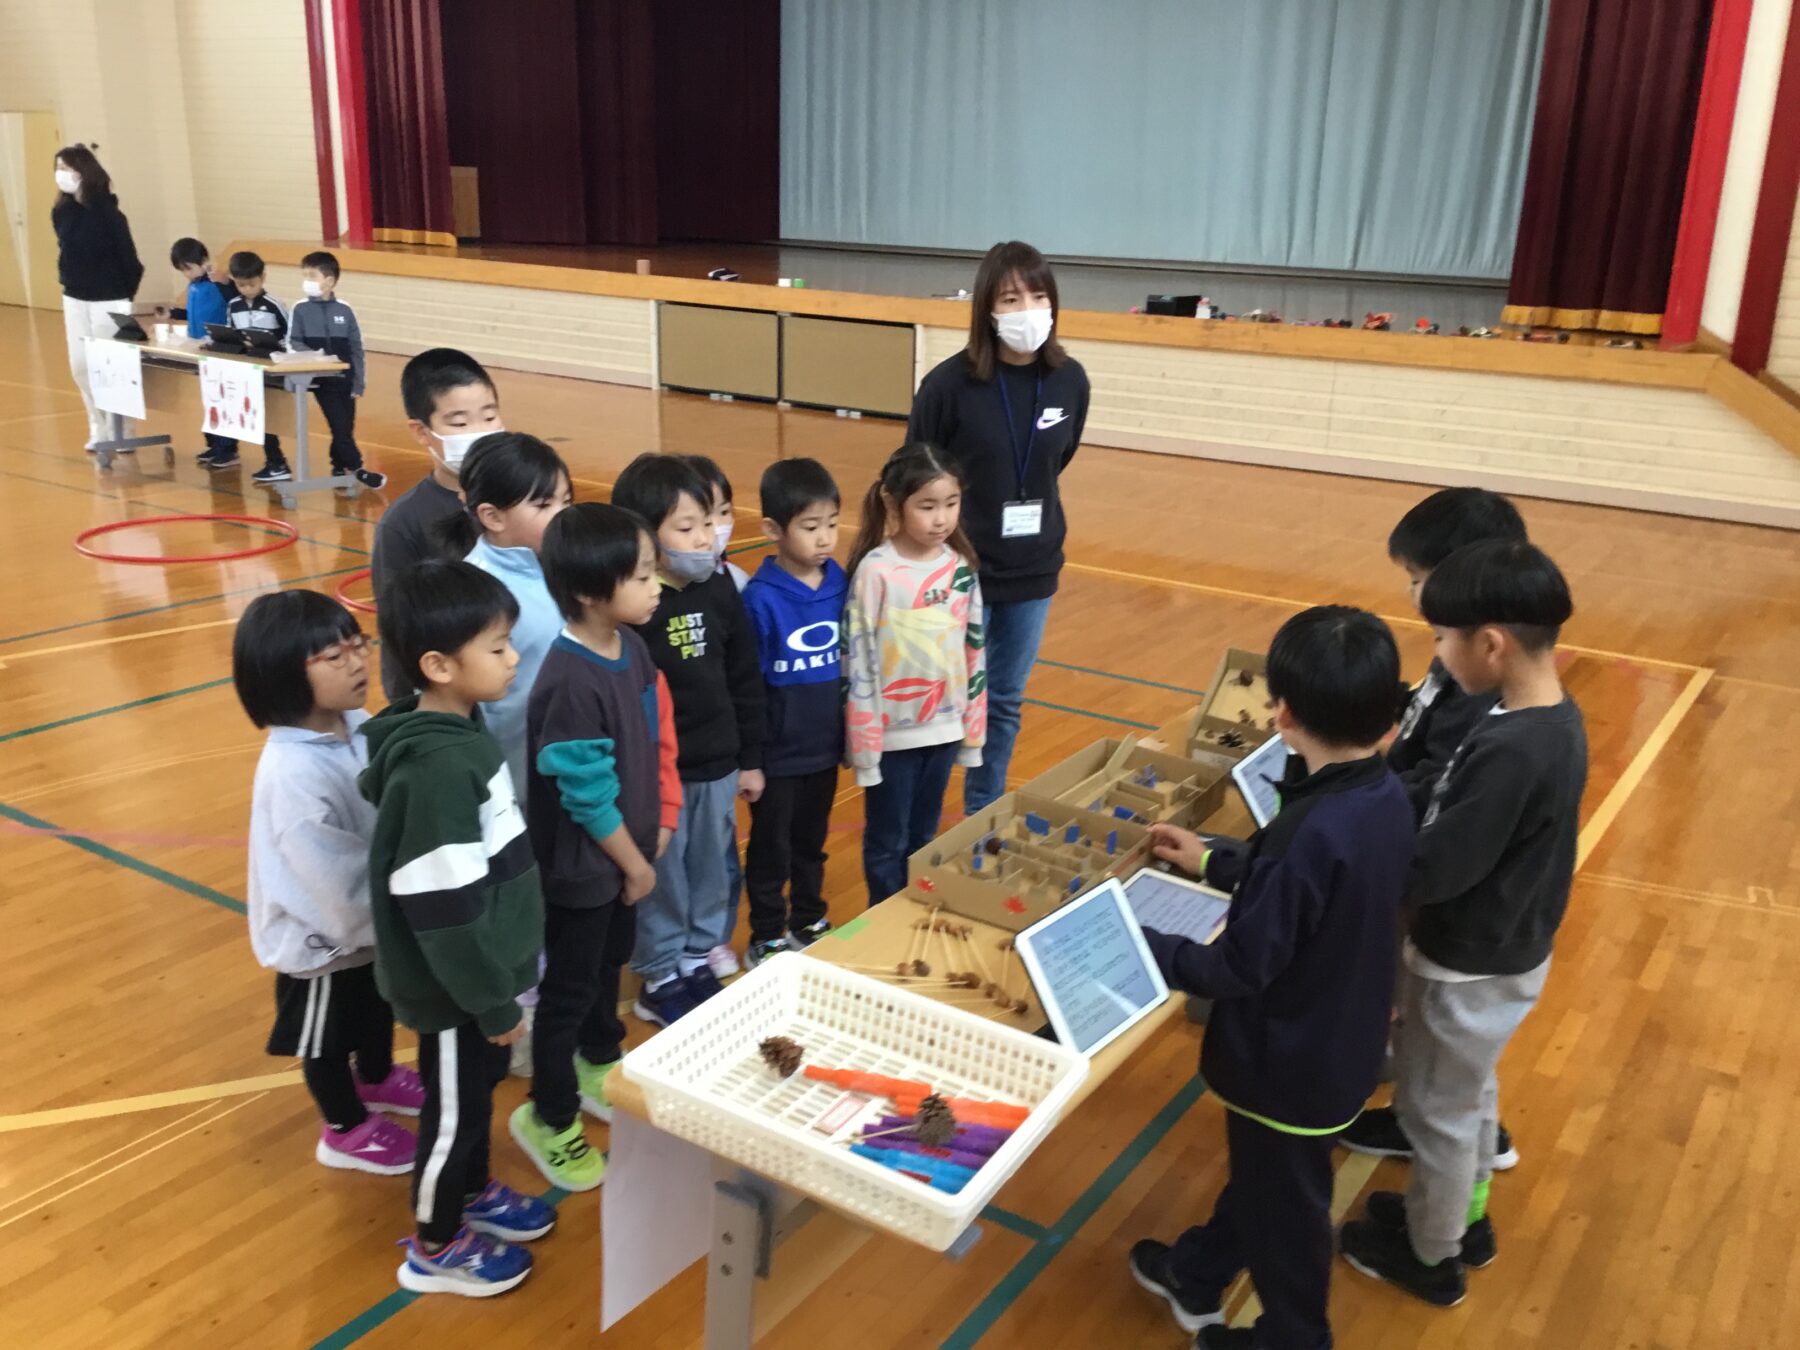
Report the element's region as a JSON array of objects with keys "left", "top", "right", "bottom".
[
  {"left": 741, "top": 459, "right": 847, "bottom": 967},
  {"left": 1126, "top": 606, "right": 1415, "bottom": 1350},
  {"left": 165, "top": 237, "right": 236, "bottom": 465}
]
